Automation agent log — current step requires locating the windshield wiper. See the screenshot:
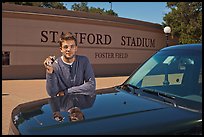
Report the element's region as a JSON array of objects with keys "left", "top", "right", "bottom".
[
  {"left": 117, "top": 84, "right": 177, "bottom": 107},
  {"left": 141, "top": 88, "right": 177, "bottom": 107},
  {"left": 123, "top": 83, "right": 140, "bottom": 89},
  {"left": 117, "top": 83, "right": 140, "bottom": 95}
]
